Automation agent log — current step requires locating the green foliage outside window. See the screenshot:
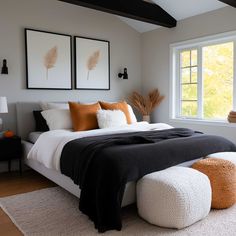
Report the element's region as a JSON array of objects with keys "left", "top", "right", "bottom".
[
  {"left": 203, "top": 42, "right": 233, "bottom": 119},
  {"left": 180, "top": 42, "right": 233, "bottom": 120}
]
